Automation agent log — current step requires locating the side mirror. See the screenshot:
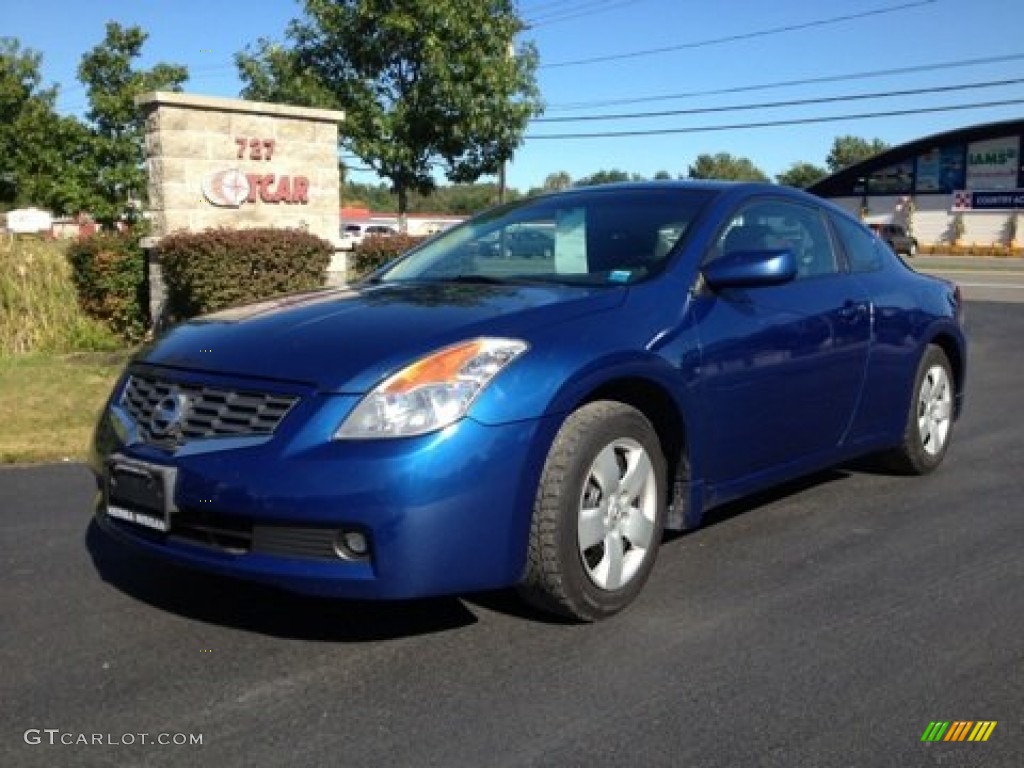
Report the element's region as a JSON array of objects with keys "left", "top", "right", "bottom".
[{"left": 702, "top": 249, "right": 797, "bottom": 290}]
